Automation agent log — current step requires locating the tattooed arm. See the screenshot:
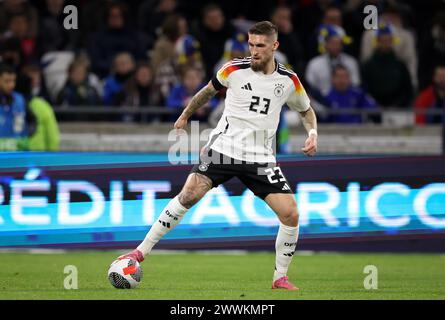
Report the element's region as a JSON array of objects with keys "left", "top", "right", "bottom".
[{"left": 174, "top": 81, "right": 218, "bottom": 130}]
